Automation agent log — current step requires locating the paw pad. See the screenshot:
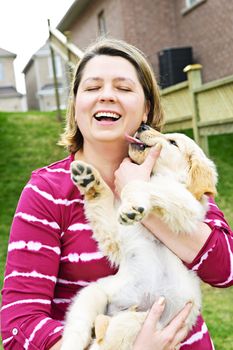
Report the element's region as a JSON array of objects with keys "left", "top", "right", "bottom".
[
  {"left": 119, "top": 206, "right": 145, "bottom": 225},
  {"left": 71, "top": 161, "right": 98, "bottom": 192}
]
